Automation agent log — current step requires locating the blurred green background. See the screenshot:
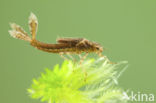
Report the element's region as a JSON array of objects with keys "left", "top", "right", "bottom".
[{"left": 0, "top": 0, "right": 156, "bottom": 103}]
